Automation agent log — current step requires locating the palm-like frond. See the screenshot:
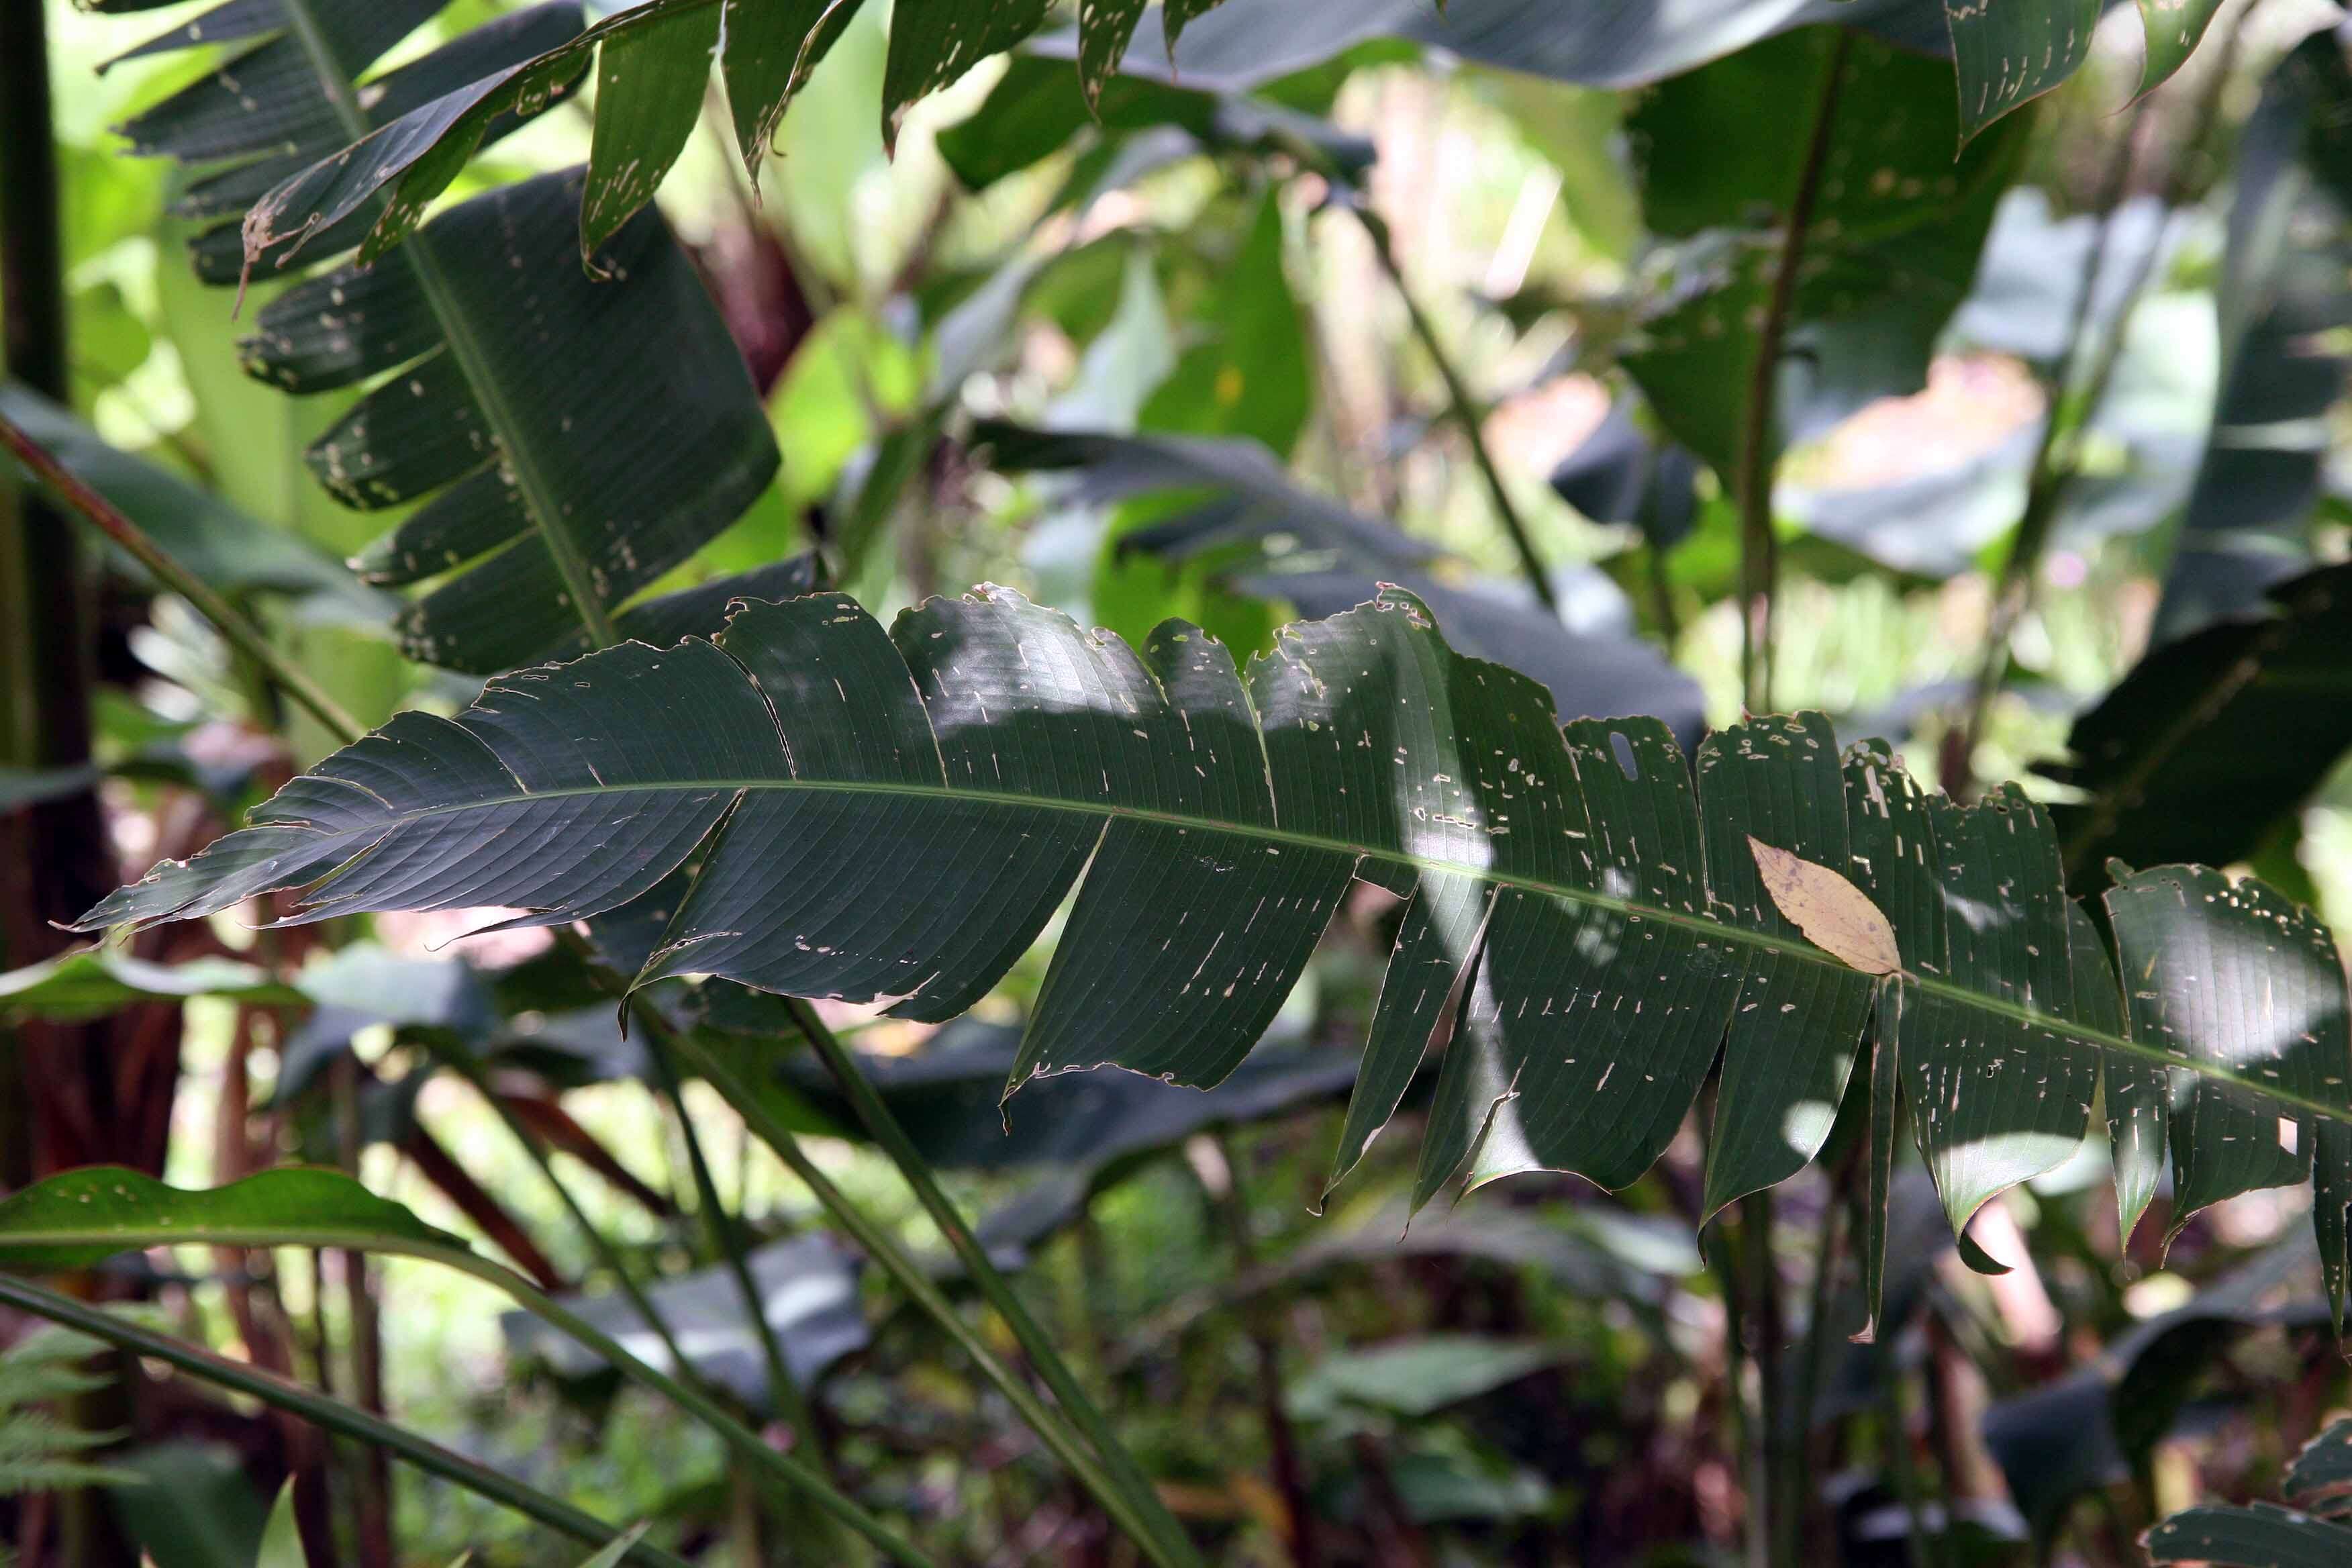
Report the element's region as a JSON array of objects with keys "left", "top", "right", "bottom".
[
  {"left": 101, "top": 0, "right": 781, "bottom": 673},
  {"left": 72, "top": 587, "right": 2352, "bottom": 1331}
]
